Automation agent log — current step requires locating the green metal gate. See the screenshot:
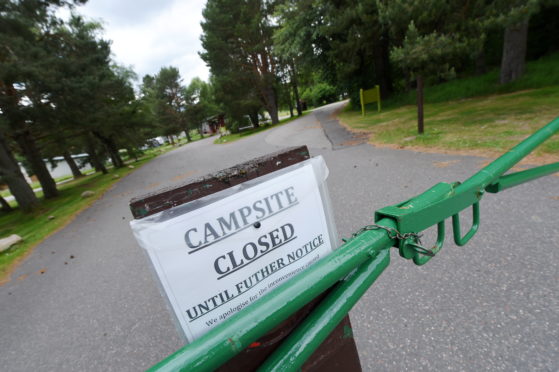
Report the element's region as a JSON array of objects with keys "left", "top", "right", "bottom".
[{"left": 148, "top": 117, "right": 559, "bottom": 372}]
